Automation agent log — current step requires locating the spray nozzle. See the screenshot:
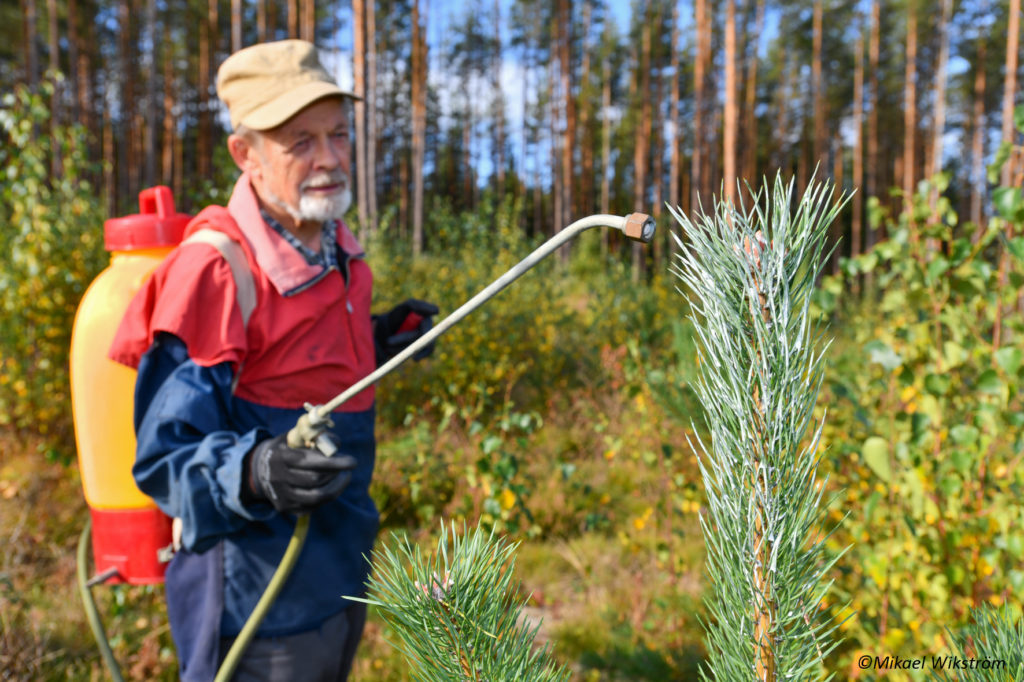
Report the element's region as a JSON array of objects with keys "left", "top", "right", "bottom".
[{"left": 625, "top": 213, "right": 656, "bottom": 243}]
